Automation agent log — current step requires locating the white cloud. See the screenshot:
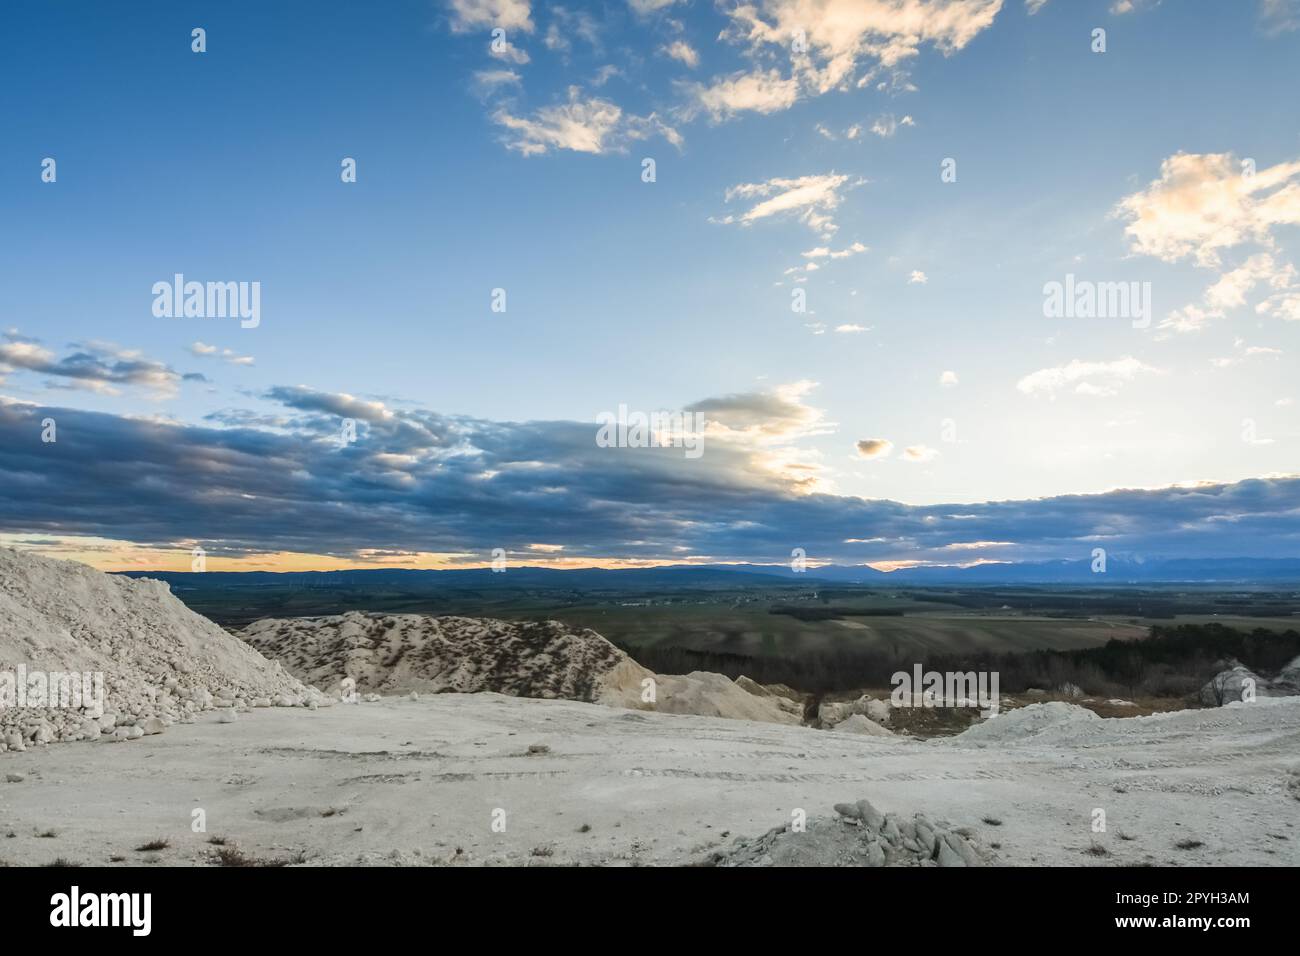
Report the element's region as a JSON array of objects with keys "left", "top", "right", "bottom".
[
  {"left": 682, "top": 69, "right": 800, "bottom": 121},
  {"left": 1114, "top": 152, "right": 1300, "bottom": 268},
  {"left": 715, "top": 0, "right": 1003, "bottom": 108},
  {"left": 1257, "top": 290, "right": 1300, "bottom": 321},
  {"left": 1119, "top": 152, "right": 1300, "bottom": 333},
  {"left": 493, "top": 87, "right": 682, "bottom": 155},
  {"left": 835, "top": 324, "right": 870, "bottom": 333},
  {"left": 802, "top": 241, "right": 867, "bottom": 259},
  {"left": 939, "top": 370, "right": 959, "bottom": 386},
  {"left": 1016, "top": 356, "right": 1161, "bottom": 398},
  {"left": 1209, "top": 338, "right": 1283, "bottom": 368},
  {"left": 473, "top": 69, "right": 523, "bottom": 93},
  {"left": 190, "top": 341, "right": 254, "bottom": 366},
  {"left": 908, "top": 270, "right": 928, "bottom": 284},
  {"left": 1025, "top": 0, "right": 1049, "bottom": 14},
  {"left": 903, "top": 444, "right": 939, "bottom": 462},
  {"left": 716, "top": 173, "right": 857, "bottom": 238},
  {"left": 488, "top": 39, "right": 530, "bottom": 64},
  {"left": 1204, "top": 253, "right": 1295, "bottom": 311},
  {"left": 662, "top": 39, "right": 699, "bottom": 68},
  {"left": 869, "top": 113, "right": 915, "bottom": 137},
  {"left": 449, "top": 0, "right": 533, "bottom": 34},
  {"left": 628, "top": 0, "right": 681, "bottom": 13}
]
